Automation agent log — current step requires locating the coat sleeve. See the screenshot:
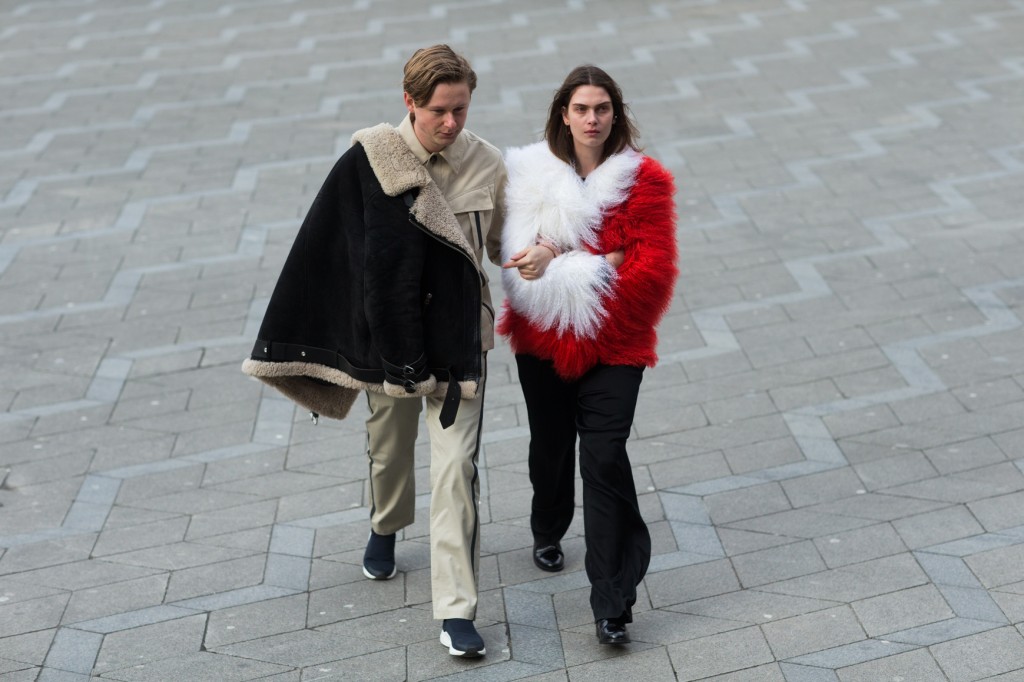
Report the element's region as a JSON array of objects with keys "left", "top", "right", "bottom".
[
  {"left": 599, "top": 158, "right": 678, "bottom": 358},
  {"left": 485, "top": 160, "right": 508, "bottom": 267},
  {"left": 362, "top": 190, "right": 437, "bottom": 397}
]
